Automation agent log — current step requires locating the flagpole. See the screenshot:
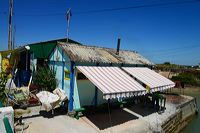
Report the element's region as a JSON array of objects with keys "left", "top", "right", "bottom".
[{"left": 67, "top": 19, "right": 70, "bottom": 43}]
